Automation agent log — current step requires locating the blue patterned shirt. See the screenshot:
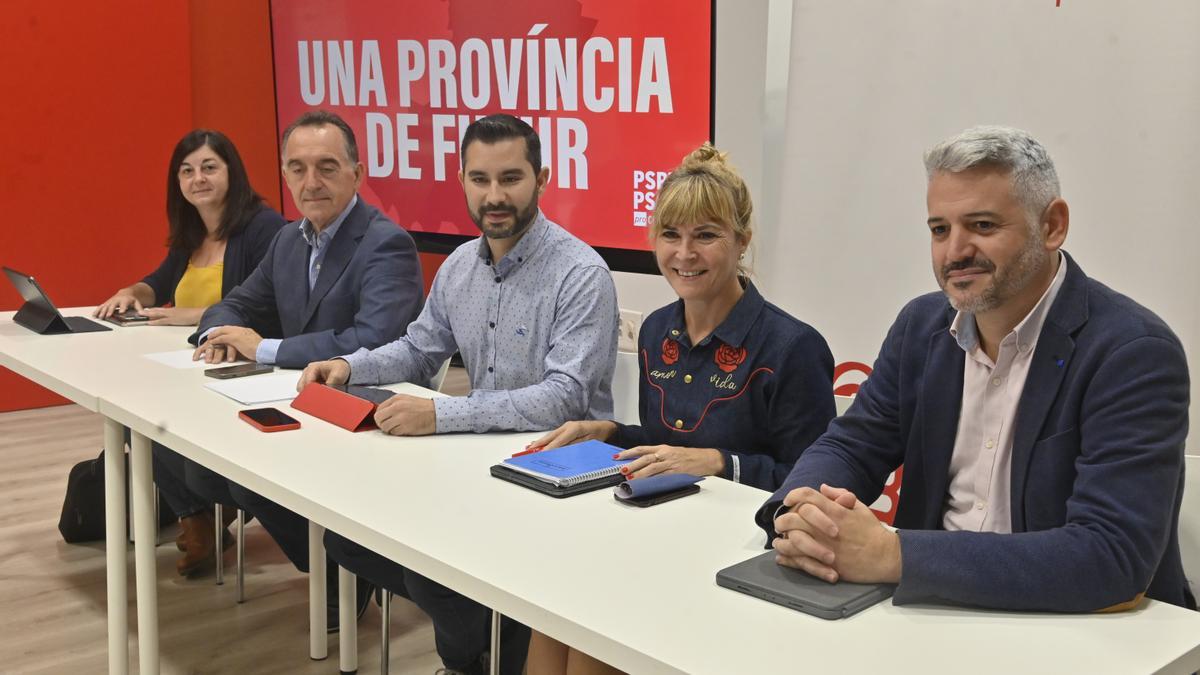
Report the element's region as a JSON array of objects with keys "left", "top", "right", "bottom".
[
  {"left": 613, "top": 282, "right": 836, "bottom": 490},
  {"left": 342, "top": 211, "right": 618, "bottom": 433}
]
